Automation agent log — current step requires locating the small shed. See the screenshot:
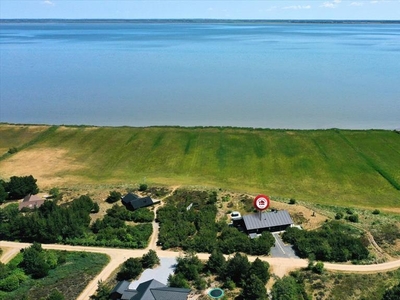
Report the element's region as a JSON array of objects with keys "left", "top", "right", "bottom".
[
  {"left": 242, "top": 210, "right": 294, "bottom": 234},
  {"left": 18, "top": 194, "right": 45, "bottom": 211}
]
